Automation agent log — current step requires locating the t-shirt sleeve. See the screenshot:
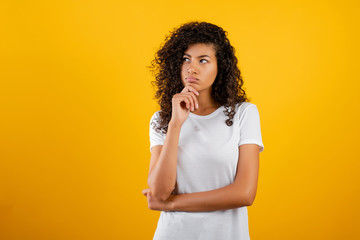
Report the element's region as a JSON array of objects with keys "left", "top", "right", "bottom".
[
  {"left": 149, "top": 111, "right": 165, "bottom": 153},
  {"left": 238, "top": 104, "right": 264, "bottom": 153}
]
